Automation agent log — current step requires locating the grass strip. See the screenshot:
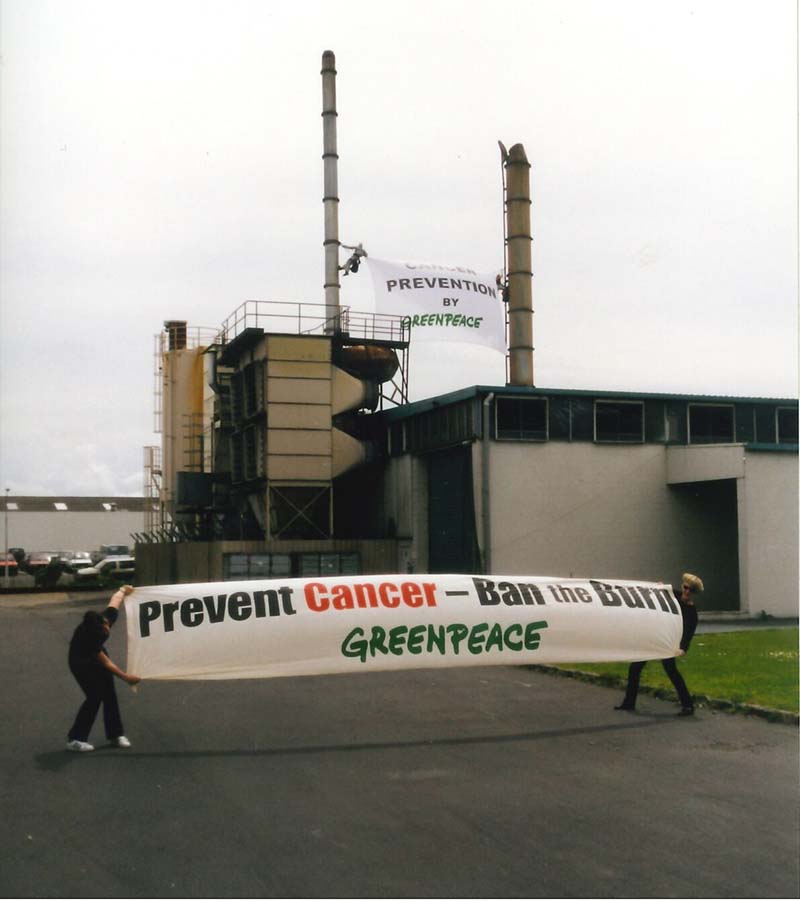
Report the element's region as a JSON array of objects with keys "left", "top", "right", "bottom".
[{"left": 554, "top": 628, "right": 799, "bottom": 714}]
